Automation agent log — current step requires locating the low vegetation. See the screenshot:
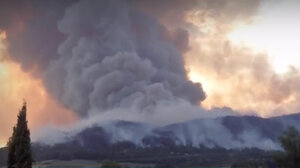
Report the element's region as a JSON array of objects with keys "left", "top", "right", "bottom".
[{"left": 101, "top": 161, "right": 122, "bottom": 168}]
